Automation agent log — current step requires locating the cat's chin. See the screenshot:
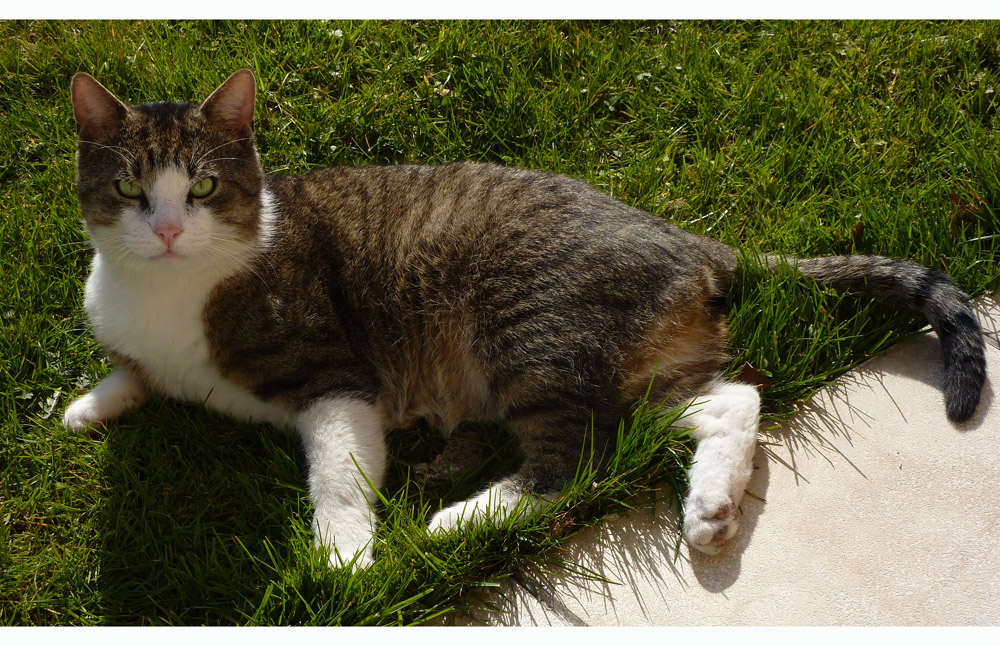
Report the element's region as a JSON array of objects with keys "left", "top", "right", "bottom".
[
  {"left": 154, "top": 250, "right": 184, "bottom": 263},
  {"left": 130, "top": 249, "right": 199, "bottom": 271}
]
